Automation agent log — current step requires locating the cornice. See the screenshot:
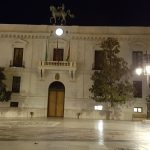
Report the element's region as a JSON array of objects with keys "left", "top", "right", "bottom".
[
  {"left": 0, "top": 31, "right": 150, "bottom": 41},
  {"left": 70, "top": 31, "right": 150, "bottom": 41},
  {"left": 0, "top": 32, "right": 50, "bottom": 39}
]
